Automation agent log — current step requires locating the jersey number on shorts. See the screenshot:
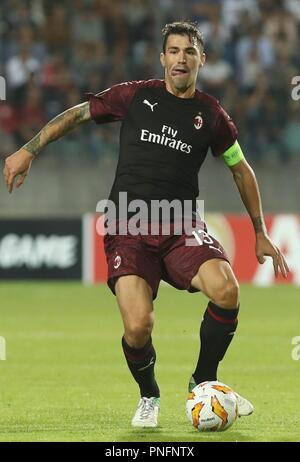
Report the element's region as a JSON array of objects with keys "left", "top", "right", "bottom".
[{"left": 192, "top": 229, "right": 214, "bottom": 246}]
